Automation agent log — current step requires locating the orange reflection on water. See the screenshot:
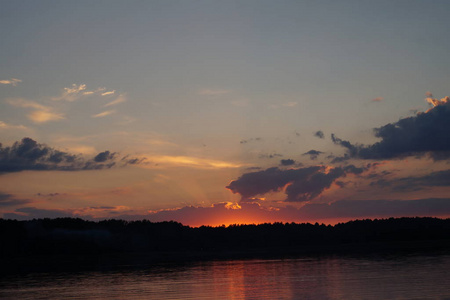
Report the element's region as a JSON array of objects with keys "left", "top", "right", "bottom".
[{"left": 206, "top": 259, "right": 295, "bottom": 299}]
